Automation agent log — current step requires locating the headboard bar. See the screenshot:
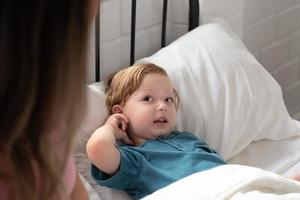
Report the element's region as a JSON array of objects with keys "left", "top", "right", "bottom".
[
  {"left": 95, "top": 13, "right": 100, "bottom": 82},
  {"left": 130, "top": 0, "right": 137, "bottom": 65},
  {"left": 189, "top": 0, "right": 200, "bottom": 31},
  {"left": 161, "top": 0, "right": 168, "bottom": 48}
]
